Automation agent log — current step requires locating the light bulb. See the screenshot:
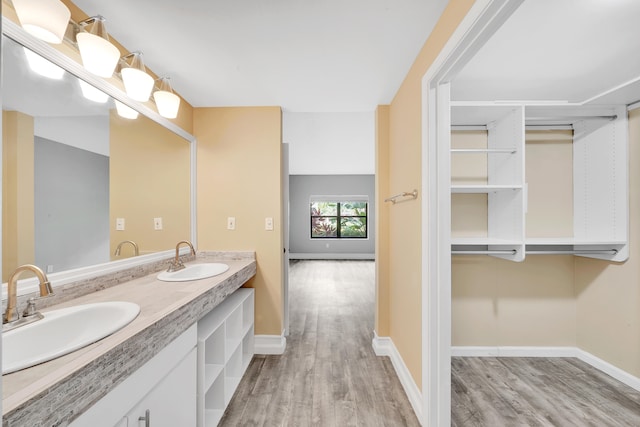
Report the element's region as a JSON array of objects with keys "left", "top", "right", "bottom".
[
  {"left": 153, "top": 78, "right": 181, "bottom": 119},
  {"left": 79, "top": 80, "right": 108, "bottom": 103},
  {"left": 24, "top": 48, "right": 64, "bottom": 79},
  {"left": 121, "top": 53, "right": 154, "bottom": 102},
  {"left": 115, "top": 100, "right": 139, "bottom": 119},
  {"left": 13, "top": 0, "right": 71, "bottom": 44},
  {"left": 77, "top": 16, "right": 120, "bottom": 78}
]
